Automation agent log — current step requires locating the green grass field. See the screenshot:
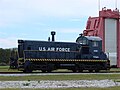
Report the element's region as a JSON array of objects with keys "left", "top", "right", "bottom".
[
  {"left": 0, "top": 74, "right": 120, "bottom": 81},
  {"left": 0, "top": 66, "right": 21, "bottom": 72}
]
